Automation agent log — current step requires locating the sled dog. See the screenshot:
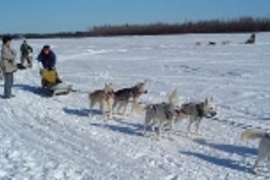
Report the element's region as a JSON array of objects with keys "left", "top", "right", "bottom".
[
  {"left": 177, "top": 98, "right": 217, "bottom": 135},
  {"left": 222, "top": 40, "right": 231, "bottom": 45},
  {"left": 88, "top": 83, "right": 114, "bottom": 120},
  {"left": 195, "top": 42, "right": 202, "bottom": 46},
  {"left": 113, "top": 82, "right": 147, "bottom": 116},
  {"left": 136, "top": 89, "right": 180, "bottom": 140},
  {"left": 208, "top": 41, "right": 216, "bottom": 45},
  {"left": 241, "top": 129, "right": 270, "bottom": 174}
]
